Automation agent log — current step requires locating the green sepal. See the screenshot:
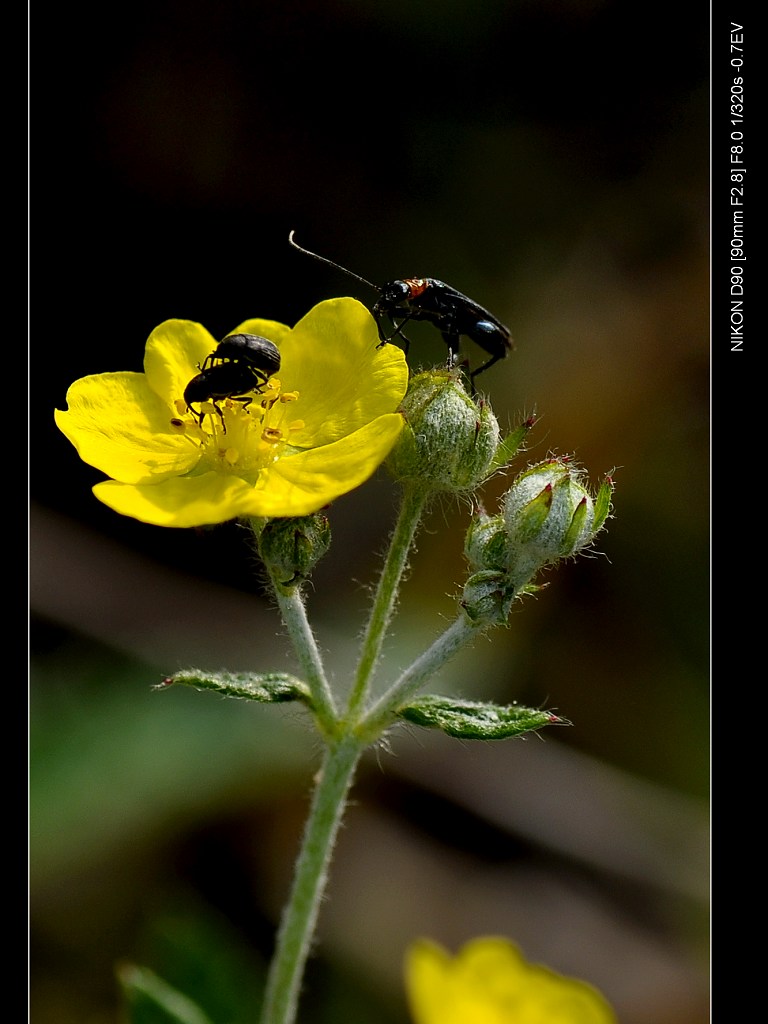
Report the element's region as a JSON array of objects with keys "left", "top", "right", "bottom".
[
  {"left": 395, "top": 694, "right": 569, "bottom": 739},
  {"left": 117, "top": 963, "right": 215, "bottom": 1024},
  {"left": 487, "top": 415, "right": 536, "bottom": 473},
  {"left": 156, "top": 670, "right": 312, "bottom": 706},
  {"left": 516, "top": 483, "right": 554, "bottom": 541},
  {"left": 561, "top": 494, "right": 590, "bottom": 555},
  {"left": 593, "top": 473, "right": 616, "bottom": 533}
]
